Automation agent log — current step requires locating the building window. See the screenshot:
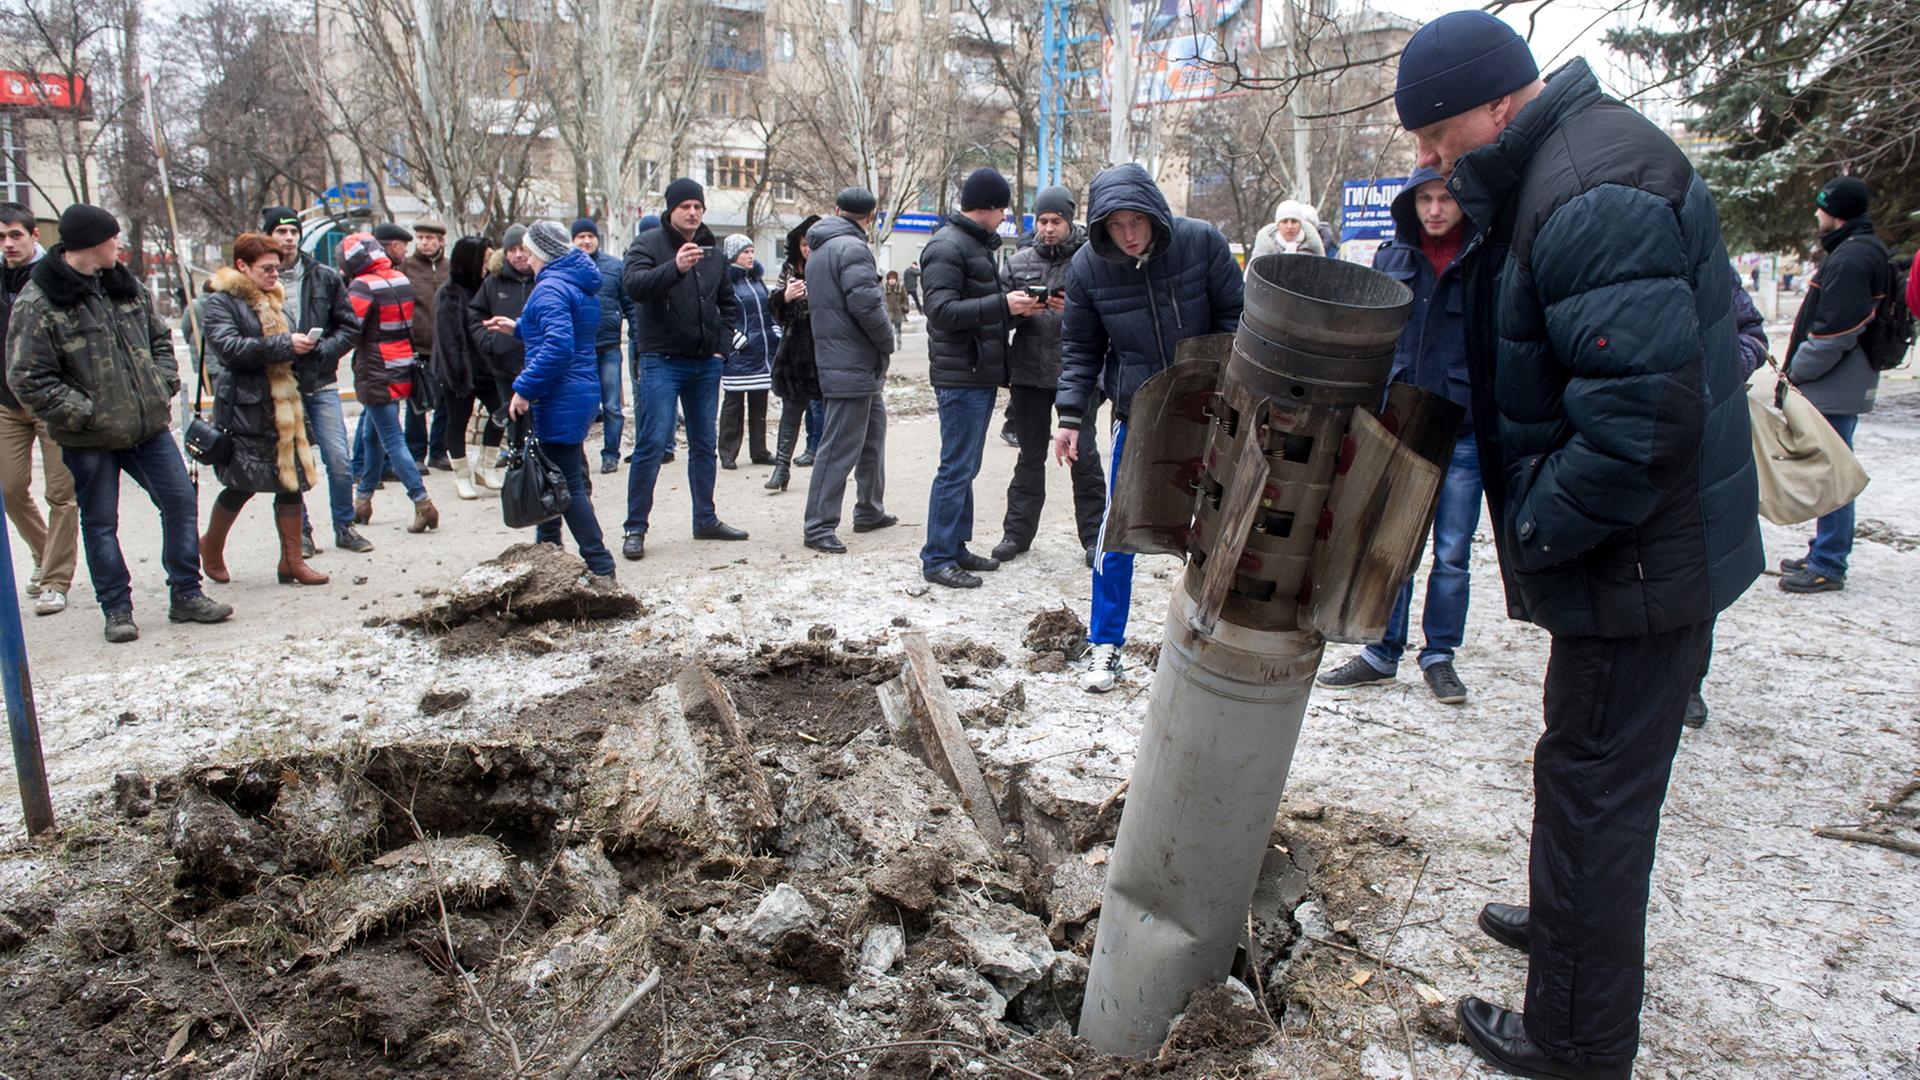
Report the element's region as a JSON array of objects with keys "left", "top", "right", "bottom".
[
  {"left": 922, "top": 0, "right": 938, "bottom": 13},
  {"left": 705, "top": 155, "right": 763, "bottom": 190},
  {"left": 950, "top": 0, "right": 964, "bottom": 12},
  {"left": 774, "top": 28, "right": 795, "bottom": 61},
  {"left": 876, "top": 0, "right": 894, "bottom": 10},
  {"left": 0, "top": 116, "right": 29, "bottom": 207},
  {"left": 707, "top": 80, "right": 748, "bottom": 116},
  {"left": 876, "top": 44, "right": 893, "bottom": 73},
  {"left": 770, "top": 173, "right": 795, "bottom": 202}
]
